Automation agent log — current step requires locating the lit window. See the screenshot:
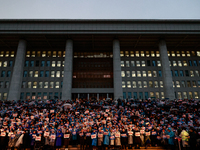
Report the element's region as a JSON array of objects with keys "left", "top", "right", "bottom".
[
  {"left": 150, "top": 92, "right": 154, "bottom": 97},
  {"left": 141, "top": 51, "right": 144, "bottom": 57},
  {"left": 149, "top": 81, "right": 153, "bottom": 87},
  {"left": 197, "top": 51, "right": 200, "bottom": 57},
  {"left": 160, "top": 81, "right": 163, "bottom": 88},
  {"left": 191, "top": 51, "right": 195, "bottom": 56},
  {"left": 26, "top": 51, "right": 30, "bottom": 57},
  {"left": 157, "top": 61, "right": 161, "bottom": 67},
  {"left": 126, "top": 61, "right": 130, "bottom": 67},
  {"left": 151, "top": 51, "right": 155, "bottom": 57},
  {"left": 169, "top": 61, "right": 171, "bottom": 66},
  {"left": 47, "top": 51, "right": 51, "bottom": 57},
  {"left": 171, "top": 51, "right": 175, "bottom": 57},
  {"left": 33, "top": 82, "right": 37, "bottom": 88},
  {"left": 0, "top": 51, "right": 4, "bottom": 57},
  {"left": 62, "top": 71, "right": 64, "bottom": 77},
  {"left": 0, "top": 61, "right": 2, "bottom": 67},
  {"left": 3, "top": 61, "right": 7, "bottom": 67},
  {"left": 148, "top": 71, "right": 152, "bottom": 77},
  {"left": 62, "top": 61, "right": 65, "bottom": 67},
  {"left": 42, "top": 51, "right": 46, "bottom": 57},
  {"left": 37, "top": 51, "right": 41, "bottom": 57},
  {"left": 29, "top": 71, "right": 33, "bottom": 77},
  {"left": 28, "top": 82, "right": 31, "bottom": 88},
  {"left": 143, "top": 81, "right": 147, "bottom": 88},
  {"left": 178, "top": 61, "right": 182, "bottom": 67},
  {"left": 31, "top": 51, "right": 35, "bottom": 57},
  {"left": 161, "top": 92, "right": 164, "bottom": 99},
  {"left": 190, "top": 71, "right": 194, "bottom": 77},
  {"left": 192, "top": 81, "right": 196, "bottom": 87},
  {"left": 57, "top": 61, "right": 61, "bottom": 67},
  {"left": 44, "top": 82, "right": 48, "bottom": 88},
  {"left": 131, "top": 61, "right": 135, "bottom": 67},
  {"left": 121, "top": 61, "right": 124, "bottom": 67},
  {"left": 181, "top": 51, "right": 185, "bottom": 57},
  {"left": 186, "top": 51, "right": 190, "bottom": 57},
  {"left": 153, "top": 71, "right": 157, "bottom": 77},
  {"left": 137, "top": 71, "right": 141, "bottom": 77},
  {"left": 53, "top": 51, "right": 56, "bottom": 57},
  {"left": 56, "top": 71, "right": 60, "bottom": 77},
  {"left": 127, "top": 81, "right": 131, "bottom": 88},
  {"left": 195, "top": 70, "right": 199, "bottom": 77},
  {"left": 120, "top": 51, "right": 124, "bottom": 57},
  {"left": 125, "top": 51, "right": 129, "bottom": 57},
  {"left": 3, "top": 93, "right": 7, "bottom": 100},
  {"left": 177, "top": 92, "right": 182, "bottom": 99},
  {"left": 136, "top": 61, "right": 140, "bottom": 67},
  {"left": 138, "top": 81, "right": 142, "bottom": 88},
  {"left": 5, "top": 51, "right": 9, "bottom": 57},
  {"left": 10, "top": 51, "right": 14, "bottom": 57},
  {"left": 172, "top": 81, "right": 175, "bottom": 87},
  {"left": 176, "top": 51, "right": 180, "bottom": 57},
  {"left": 132, "top": 81, "right": 136, "bottom": 88},
  {"left": 176, "top": 81, "right": 180, "bottom": 88},
  {"left": 142, "top": 71, "right": 146, "bottom": 77},
  {"left": 63, "top": 51, "right": 65, "bottom": 57},
  {"left": 156, "top": 51, "right": 160, "bottom": 57},
  {"left": 173, "top": 61, "right": 177, "bottom": 66},
  {"left": 188, "top": 92, "right": 193, "bottom": 99},
  {"left": 132, "top": 71, "right": 136, "bottom": 77},
  {"left": 183, "top": 61, "right": 187, "bottom": 66},
  {"left": 55, "top": 82, "right": 59, "bottom": 88},
  {"left": 51, "top": 71, "right": 55, "bottom": 77},
  {"left": 141, "top": 61, "right": 145, "bottom": 67},
  {"left": 187, "top": 81, "right": 191, "bottom": 87},
  {"left": 146, "top": 51, "right": 150, "bottom": 57},
  {"left": 52, "top": 61, "right": 56, "bottom": 67},
  {"left": 34, "top": 71, "right": 38, "bottom": 77},
  {"left": 194, "top": 92, "right": 199, "bottom": 99},
  {"left": 154, "top": 81, "right": 158, "bottom": 88},
  {"left": 126, "top": 71, "right": 130, "bottom": 77},
  {"left": 136, "top": 51, "right": 139, "bottom": 57},
  {"left": 39, "top": 82, "right": 43, "bottom": 88},
  {"left": 58, "top": 51, "right": 62, "bottom": 57},
  {"left": 167, "top": 51, "right": 170, "bottom": 57},
  {"left": 155, "top": 92, "right": 159, "bottom": 99},
  {"left": 122, "top": 81, "right": 125, "bottom": 88},
  {"left": 130, "top": 51, "right": 134, "bottom": 57},
  {"left": 121, "top": 71, "right": 125, "bottom": 77}
]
